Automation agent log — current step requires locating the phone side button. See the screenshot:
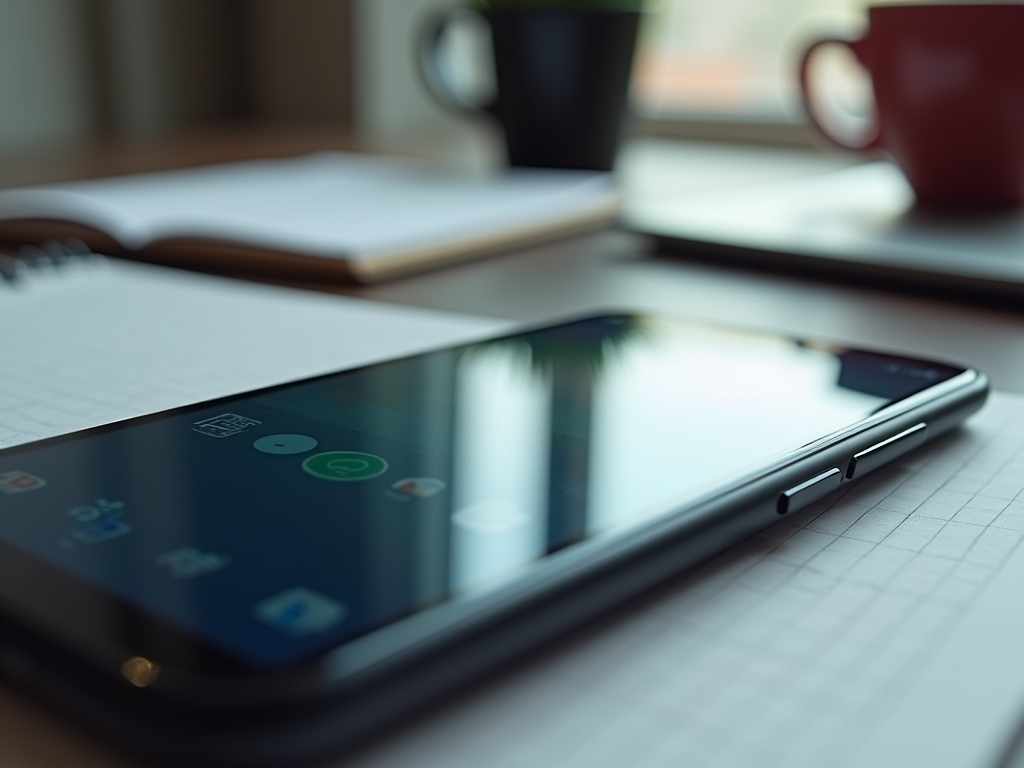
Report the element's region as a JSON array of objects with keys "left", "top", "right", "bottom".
[
  {"left": 847, "top": 422, "right": 929, "bottom": 479},
  {"left": 777, "top": 468, "right": 843, "bottom": 515}
]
